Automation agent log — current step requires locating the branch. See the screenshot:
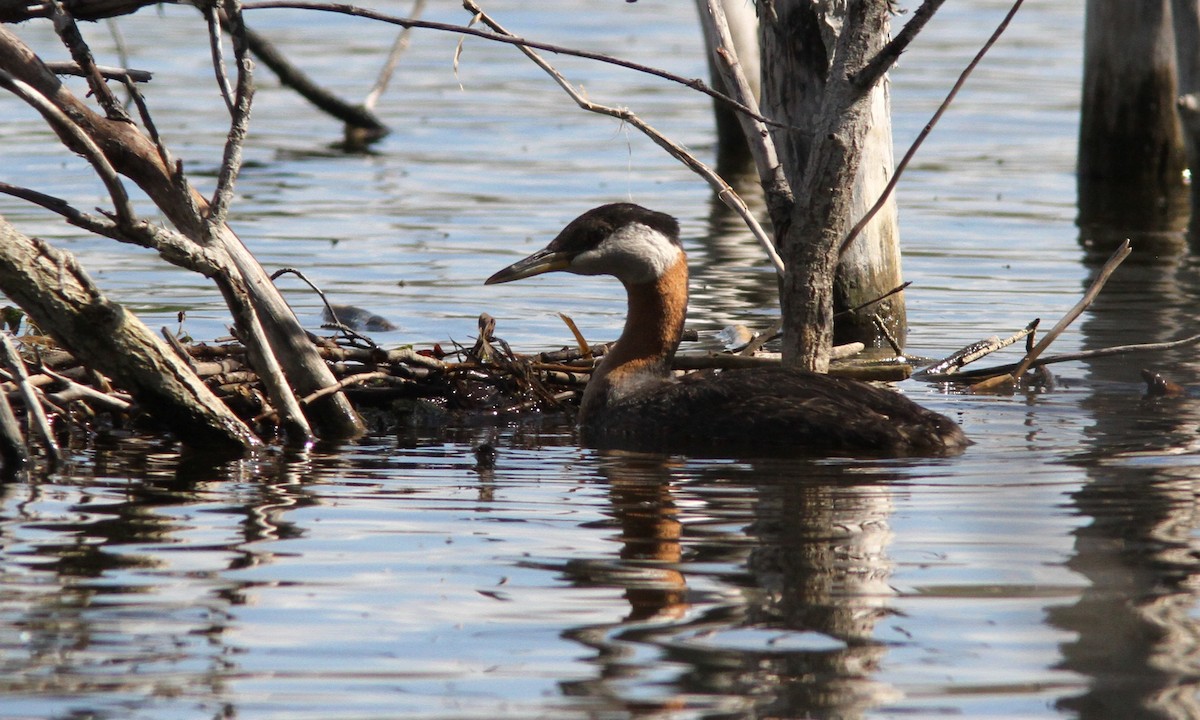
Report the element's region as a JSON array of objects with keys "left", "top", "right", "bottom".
[
  {"left": 206, "top": 2, "right": 237, "bottom": 114},
  {"left": 363, "top": 0, "right": 425, "bottom": 112},
  {"left": 852, "top": 0, "right": 947, "bottom": 92},
  {"left": 47, "top": 0, "right": 130, "bottom": 122},
  {"left": 0, "top": 68, "right": 136, "bottom": 226},
  {"left": 44, "top": 61, "right": 152, "bottom": 82},
  {"left": 208, "top": 0, "right": 254, "bottom": 229},
  {"left": 839, "top": 0, "right": 1027, "bottom": 258},
  {"left": 702, "top": 0, "right": 793, "bottom": 220},
  {"left": 241, "top": 0, "right": 780, "bottom": 129},
  {"left": 463, "top": 0, "right": 784, "bottom": 276}
]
